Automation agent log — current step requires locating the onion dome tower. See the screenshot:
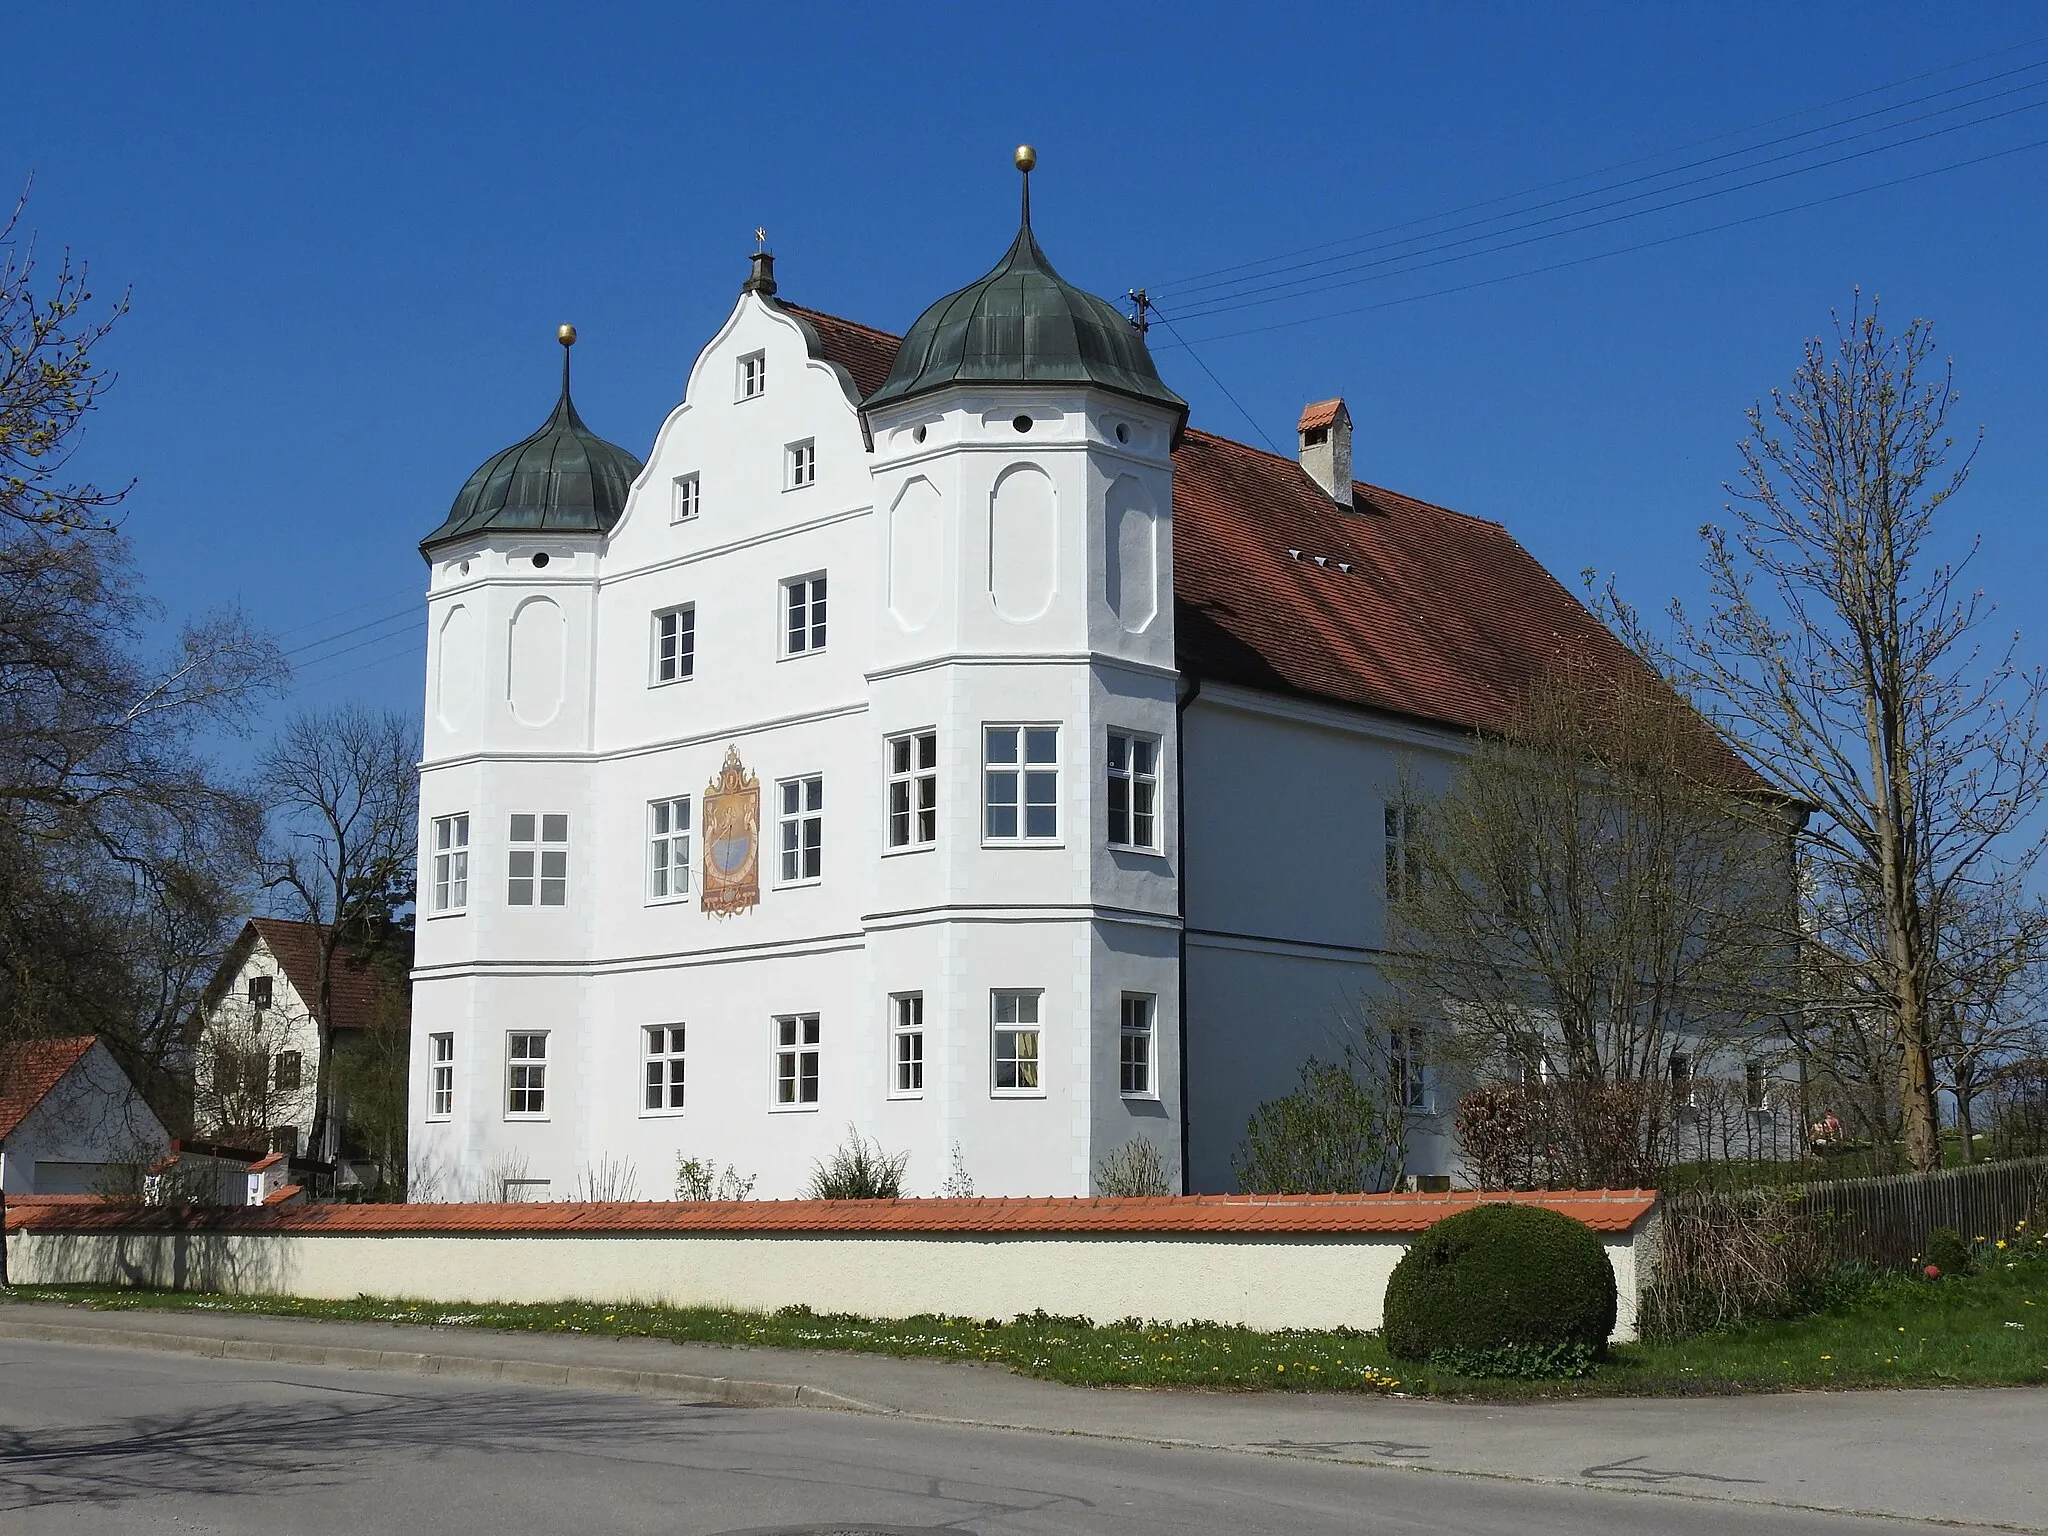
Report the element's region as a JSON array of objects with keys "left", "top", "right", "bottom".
[
  {"left": 420, "top": 326, "right": 644, "bottom": 558},
  {"left": 863, "top": 150, "right": 1187, "bottom": 436}
]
